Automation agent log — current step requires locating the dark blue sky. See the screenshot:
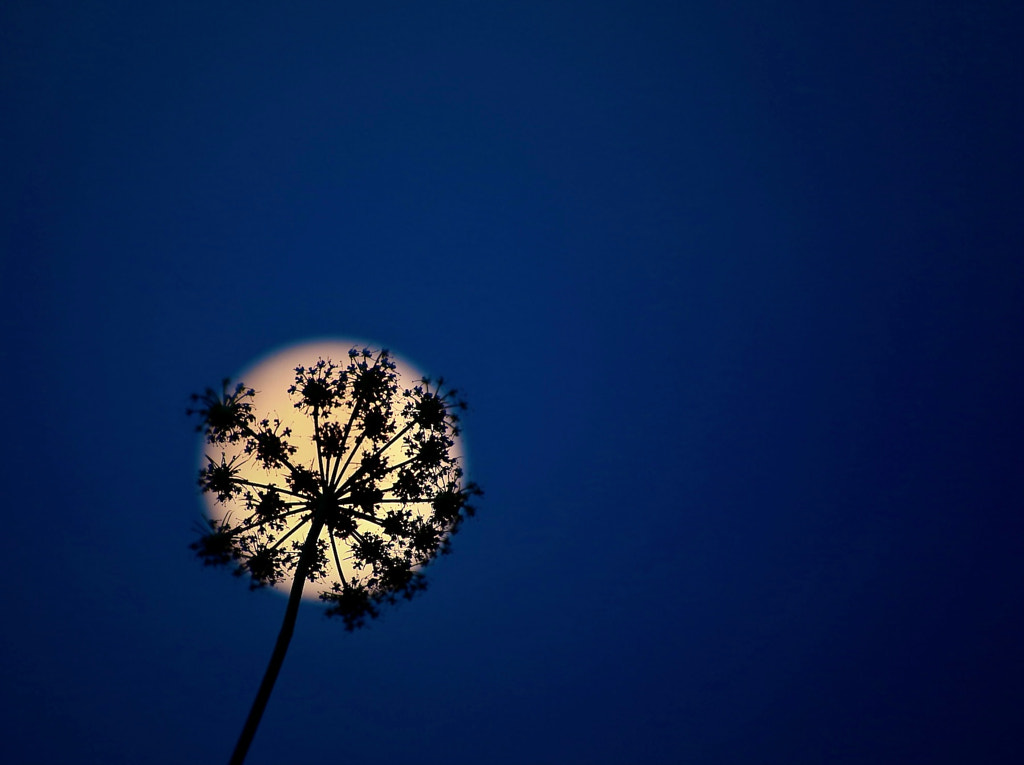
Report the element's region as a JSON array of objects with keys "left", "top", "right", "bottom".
[{"left": 3, "top": 2, "right": 1022, "bottom": 763}]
